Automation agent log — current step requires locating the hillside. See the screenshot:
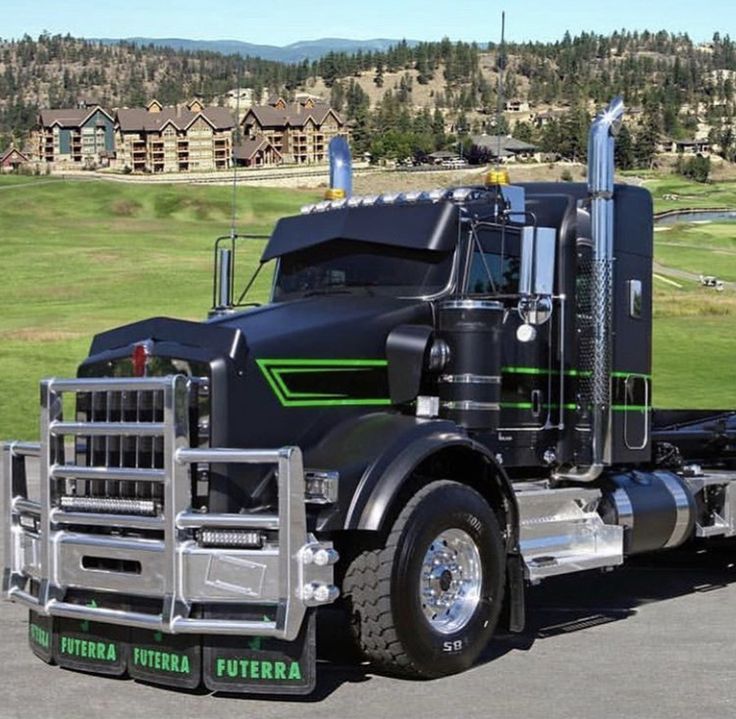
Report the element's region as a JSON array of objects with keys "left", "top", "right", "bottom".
[{"left": 1, "top": 31, "right": 736, "bottom": 167}]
